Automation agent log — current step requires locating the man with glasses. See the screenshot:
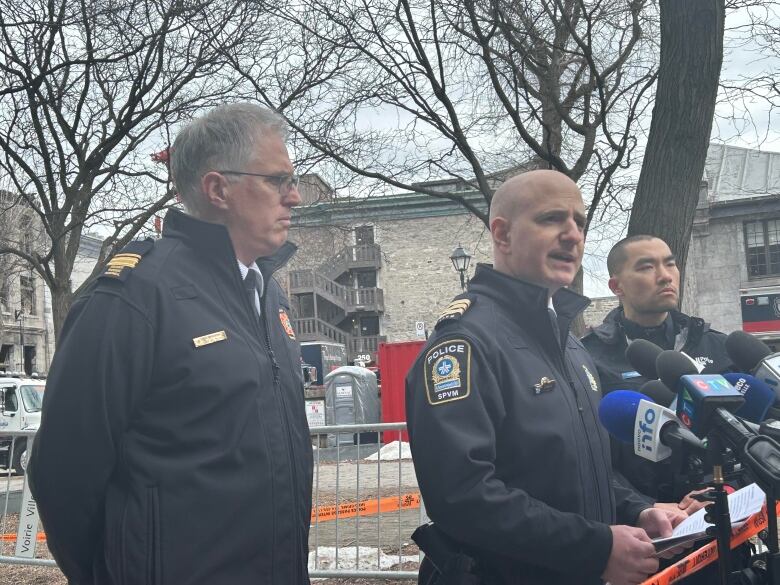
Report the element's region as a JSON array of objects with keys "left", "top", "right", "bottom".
[{"left": 29, "top": 103, "right": 312, "bottom": 585}]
